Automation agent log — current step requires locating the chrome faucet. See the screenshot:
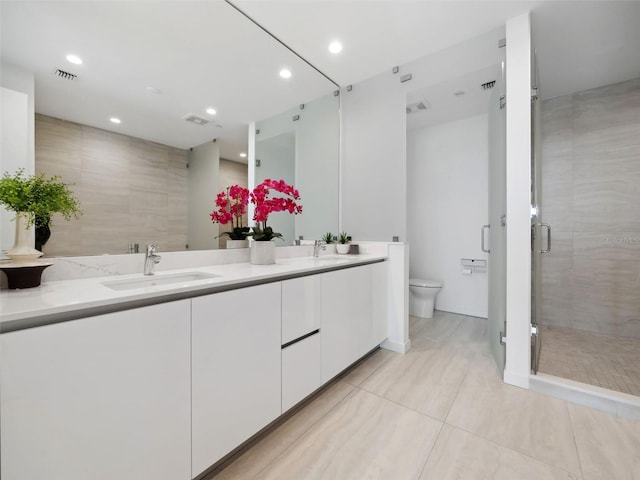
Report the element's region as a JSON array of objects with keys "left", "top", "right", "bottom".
[
  {"left": 313, "top": 240, "right": 326, "bottom": 258},
  {"left": 144, "top": 244, "right": 161, "bottom": 275}
]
